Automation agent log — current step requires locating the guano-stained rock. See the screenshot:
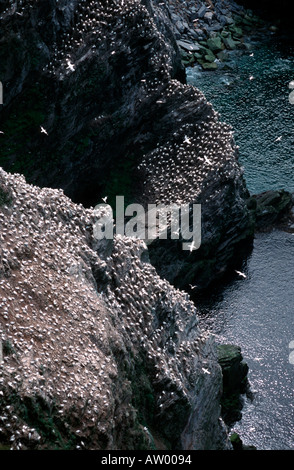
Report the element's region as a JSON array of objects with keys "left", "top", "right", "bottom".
[{"left": 0, "top": 168, "right": 231, "bottom": 450}]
